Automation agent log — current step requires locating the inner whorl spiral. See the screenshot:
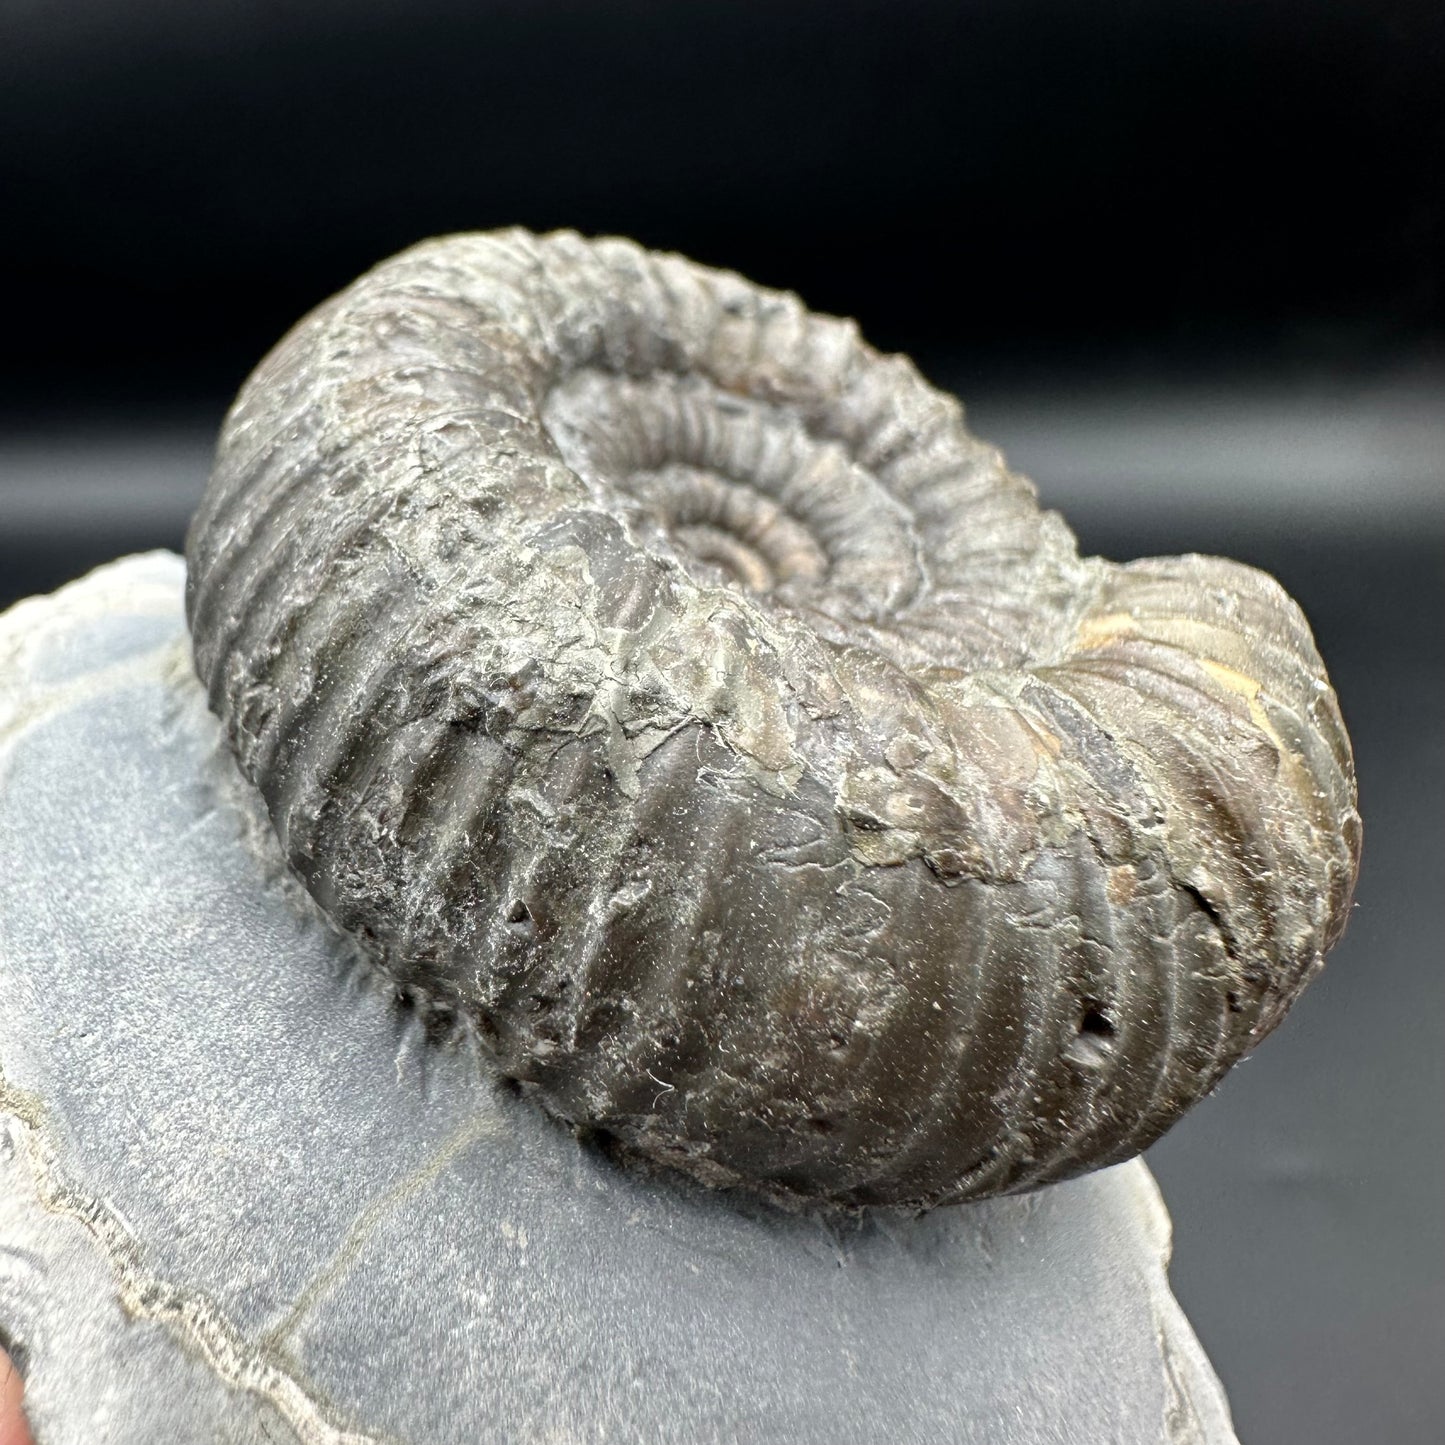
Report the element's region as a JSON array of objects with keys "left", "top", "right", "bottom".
[
  {"left": 542, "top": 369, "right": 921, "bottom": 609},
  {"left": 186, "top": 229, "right": 1361, "bottom": 1209}
]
